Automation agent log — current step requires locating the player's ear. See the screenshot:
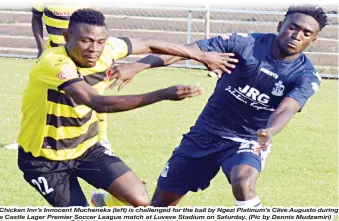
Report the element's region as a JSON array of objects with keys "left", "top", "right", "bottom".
[
  {"left": 64, "top": 30, "right": 69, "bottom": 43},
  {"left": 311, "top": 31, "right": 319, "bottom": 42},
  {"left": 277, "top": 21, "right": 282, "bottom": 32}
]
